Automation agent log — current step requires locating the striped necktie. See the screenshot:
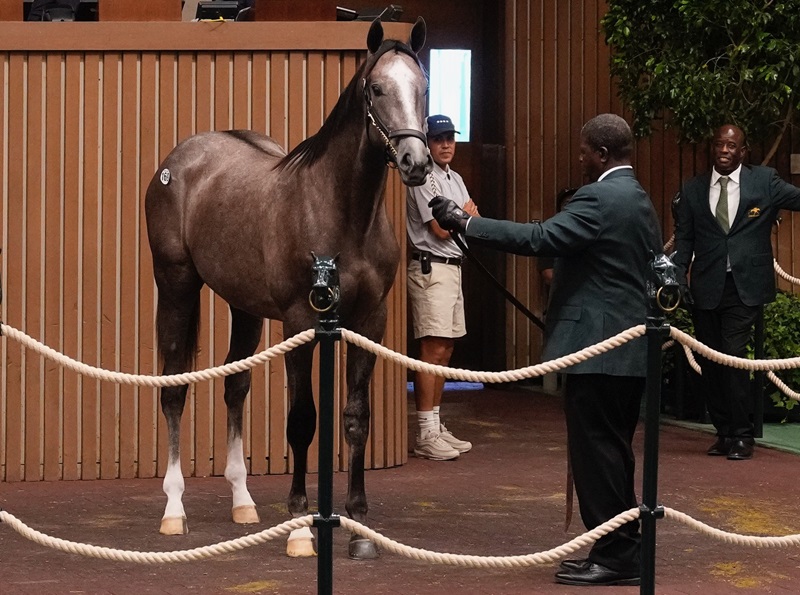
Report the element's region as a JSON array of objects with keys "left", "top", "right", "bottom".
[{"left": 716, "top": 176, "right": 730, "bottom": 233}]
